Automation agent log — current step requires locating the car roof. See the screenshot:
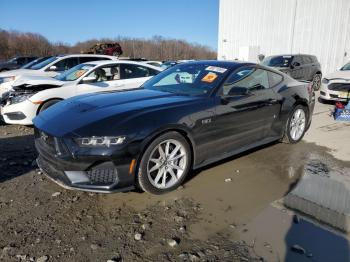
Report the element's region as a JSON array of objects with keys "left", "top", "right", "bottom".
[
  {"left": 184, "top": 60, "right": 256, "bottom": 70},
  {"left": 81, "top": 59, "right": 163, "bottom": 70},
  {"left": 56, "top": 54, "right": 118, "bottom": 59}
]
